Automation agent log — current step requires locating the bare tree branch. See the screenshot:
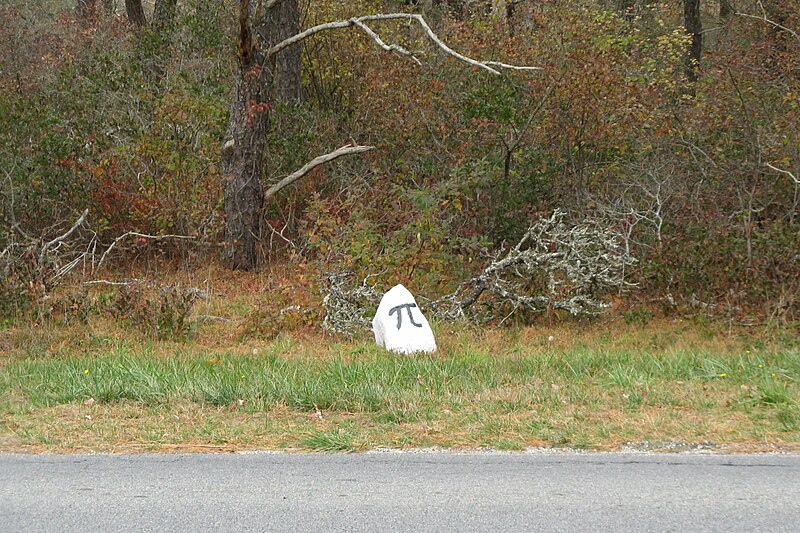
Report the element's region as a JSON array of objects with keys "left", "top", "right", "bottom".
[
  {"left": 38, "top": 209, "right": 88, "bottom": 265},
  {"left": 766, "top": 162, "right": 800, "bottom": 184},
  {"left": 263, "top": 144, "right": 374, "bottom": 202},
  {"left": 2, "top": 164, "right": 32, "bottom": 241},
  {"left": 265, "top": 220, "right": 298, "bottom": 249},
  {"left": 351, "top": 19, "right": 422, "bottom": 65},
  {"left": 267, "top": 13, "right": 542, "bottom": 75},
  {"left": 96, "top": 232, "right": 195, "bottom": 272},
  {"left": 736, "top": 11, "right": 800, "bottom": 46}
]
